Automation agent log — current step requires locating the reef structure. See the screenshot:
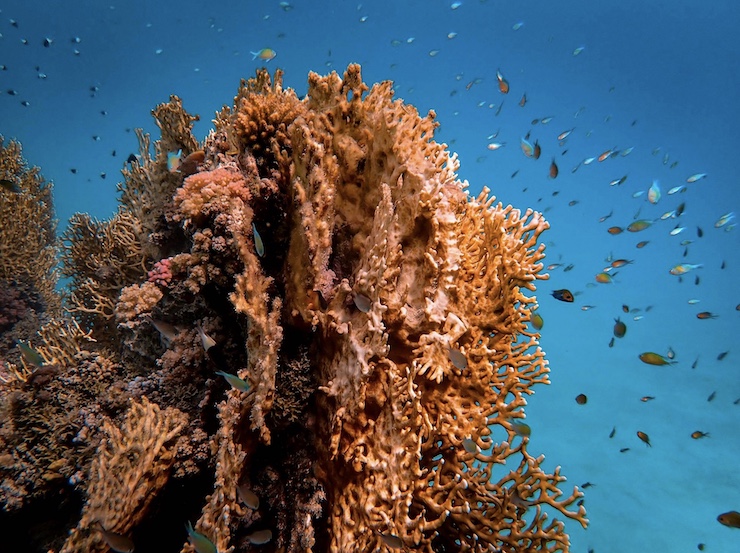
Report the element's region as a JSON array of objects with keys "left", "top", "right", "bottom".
[{"left": 0, "top": 65, "right": 586, "bottom": 552}]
